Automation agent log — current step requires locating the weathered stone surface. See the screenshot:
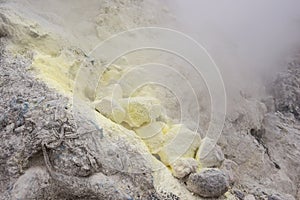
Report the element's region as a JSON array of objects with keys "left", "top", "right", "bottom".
[
  {"left": 220, "top": 159, "right": 238, "bottom": 186},
  {"left": 186, "top": 169, "right": 229, "bottom": 198},
  {"left": 244, "top": 194, "right": 256, "bottom": 200},
  {"left": 272, "top": 56, "right": 300, "bottom": 119},
  {"left": 10, "top": 167, "right": 51, "bottom": 200},
  {"left": 219, "top": 81, "right": 300, "bottom": 200},
  {"left": 170, "top": 158, "right": 198, "bottom": 179},
  {"left": 1, "top": 1, "right": 300, "bottom": 200},
  {"left": 0, "top": 41, "right": 156, "bottom": 200},
  {"left": 267, "top": 193, "right": 296, "bottom": 200},
  {"left": 196, "top": 137, "right": 224, "bottom": 168}
]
